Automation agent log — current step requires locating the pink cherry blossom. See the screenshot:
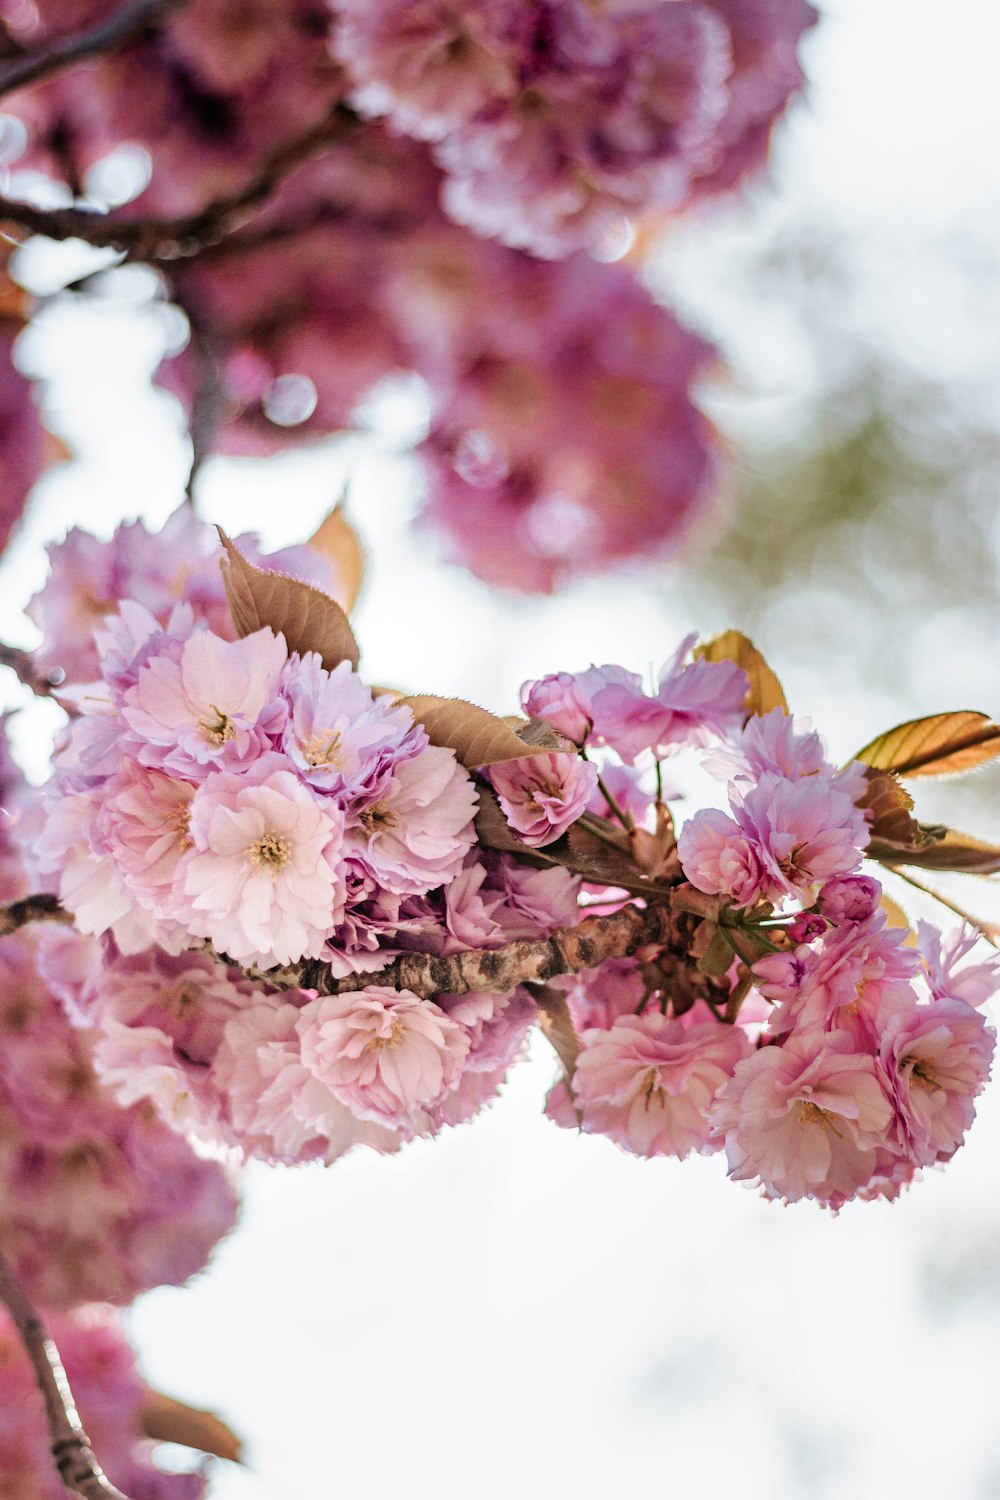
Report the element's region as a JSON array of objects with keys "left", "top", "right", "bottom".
[
  {"left": 817, "top": 874, "right": 881, "bottom": 925},
  {"left": 677, "top": 808, "right": 766, "bottom": 908},
  {"left": 122, "top": 626, "right": 287, "bottom": 777},
  {"left": 297, "top": 986, "right": 470, "bottom": 1129},
  {"left": 572, "top": 1009, "right": 752, "bottom": 1159},
  {"left": 280, "top": 652, "right": 425, "bottom": 799},
  {"left": 711, "top": 1030, "right": 897, "bottom": 1206},
  {"left": 880, "top": 995, "right": 995, "bottom": 1165},
  {"left": 183, "top": 755, "right": 347, "bottom": 968},
  {"left": 520, "top": 670, "right": 594, "bottom": 744},
  {"left": 490, "top": 752, "right": 598, "bottom": 847},
  {"left": 346, "top": 742, "right": 478, "bottom": 895},
  {"left": 587, "top": 634, "right": 747, "bottom": 763},
  {"left": 917, "top": 921, "right": 1000, "bottom": 1009}
]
